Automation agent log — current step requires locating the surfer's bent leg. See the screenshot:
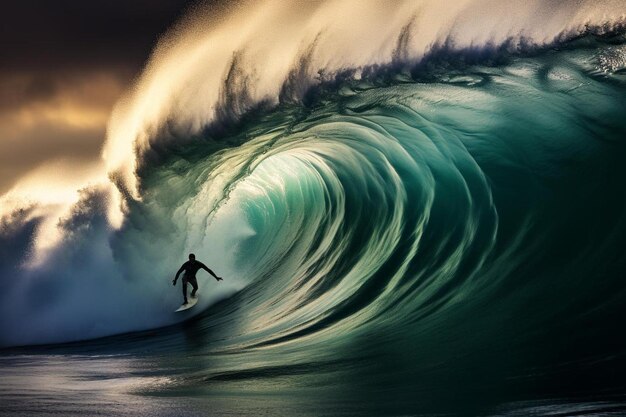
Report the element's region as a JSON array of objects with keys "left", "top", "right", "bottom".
[{"left": 190, "top": 277, "right": 198, "bottom": 298}]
